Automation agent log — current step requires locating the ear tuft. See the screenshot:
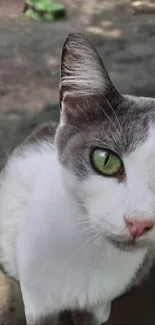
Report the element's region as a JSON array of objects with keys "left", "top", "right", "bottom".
[
  {"left": 60, "top": 33, "right": 109, "bottom": 100},
  {"left": 59, "top": 33, "right": 122, "bottom": 125}
]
